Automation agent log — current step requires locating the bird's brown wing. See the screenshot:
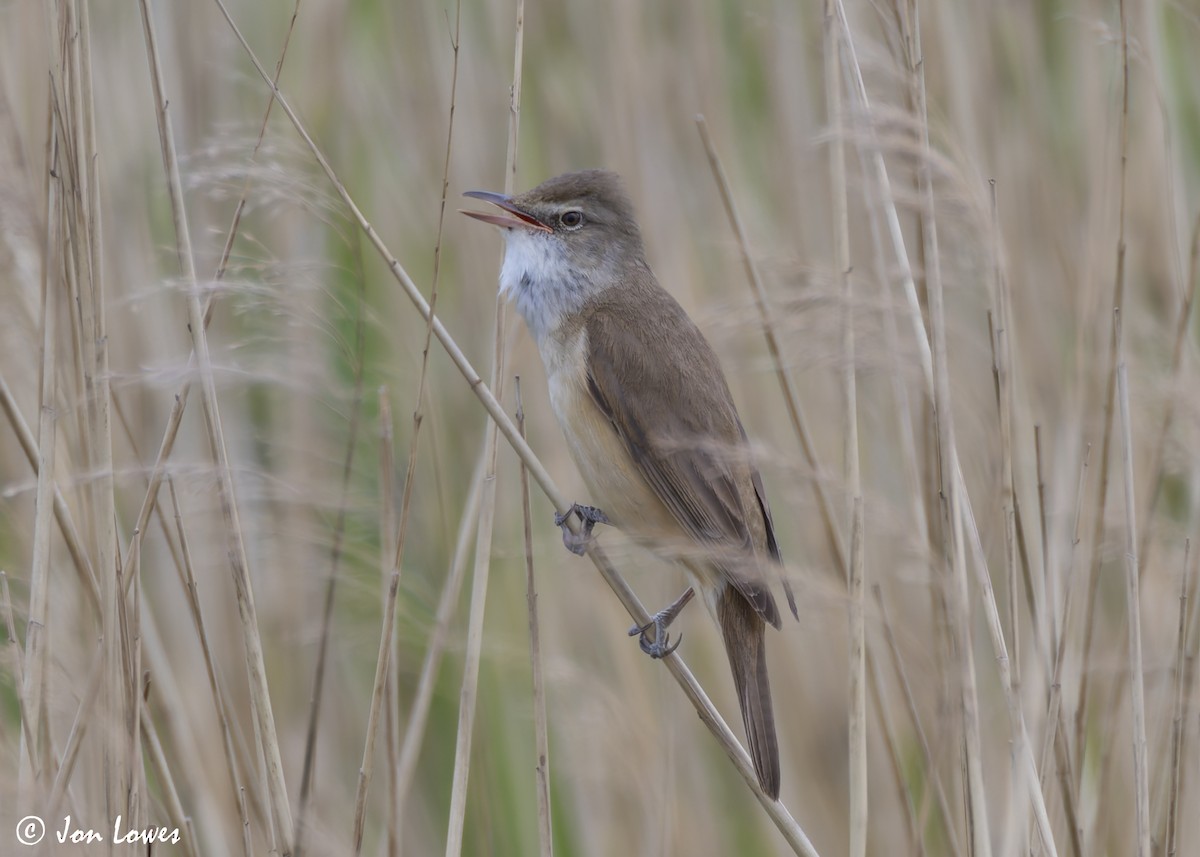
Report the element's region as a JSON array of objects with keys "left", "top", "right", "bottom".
[
  {"left": 745, "top": 426, "right": 799, "bottom": 620},
  {"left": 584, "top": 287, "right": 783, "bottom": 629}
]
